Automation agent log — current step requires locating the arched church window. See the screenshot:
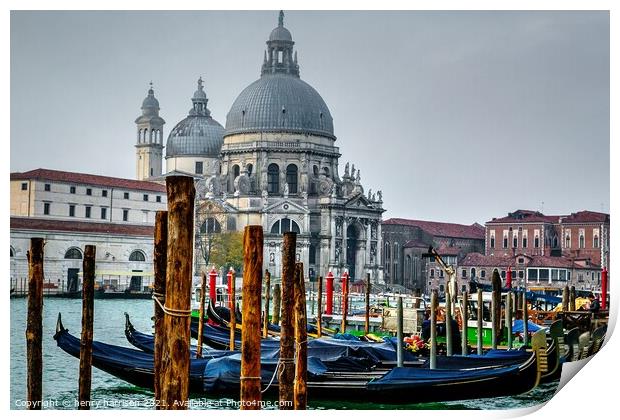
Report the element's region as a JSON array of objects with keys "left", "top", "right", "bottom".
[
  {"left": 10, "top": 246, "right": 15, "bottom": 257},
  {"left": 268, "top": 164, "right": 279, "bottom": 194},
  {"left": 286, "top": 164, "right": 298, "bottom": 194},
  {"left": 64, "top": 247, "right": 83, "bottom": 259},
  {"left": 233, "top": 165, "right": 240, "bottom": 179},
  {"left": 270, "top": 218, "right": 300, "bottom": 234},
  {"left": 384, "top": 241, "right": 391, "bottom": 261},
  {"left": 200, "top": 217, "right": 222, "bottom": 234},
  {"left": 313, "top": 165, "right": 319, "bottom": 177},
  {"left": 247, "top": 163, "right": 253, "bottom": 177},
  {"left": 323, "top": 167, "right": 330, "bottom": 178},
  {"left": 129, "top": 250, "right": 146, "bottom": 261}
]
